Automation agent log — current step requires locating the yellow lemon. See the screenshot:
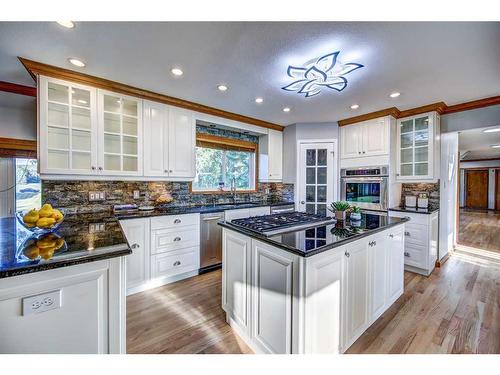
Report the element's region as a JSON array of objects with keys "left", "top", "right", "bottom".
[
  {"left": 54, "top": 238, "right": 65, "bottom": 250},
  {"left": 36, "top": 217, "right": 56, "bottom": 229},
  {"left": 23, "top": 209, "right": 39, "bottom": 224},
  {"left": 24, "top": 244, "right": 40, "bottom": 260},
  {"left": 51, "top": 209, "right": 64, "bottom": 223}
]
